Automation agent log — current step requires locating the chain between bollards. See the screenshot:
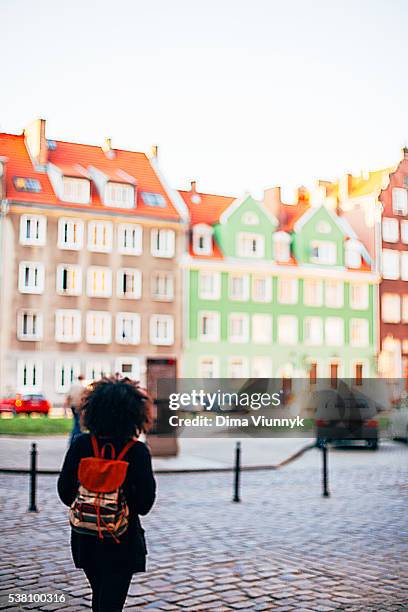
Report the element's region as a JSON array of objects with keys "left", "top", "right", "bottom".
[
  {"left": 28, "top": 442, "right": 38, "bottom": 512},
  {"left": 233, "top": 441, "right": 241, "bottom": 502},
  {"left": 322, "top": 441, "right": 330, "bottom": 498}
]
